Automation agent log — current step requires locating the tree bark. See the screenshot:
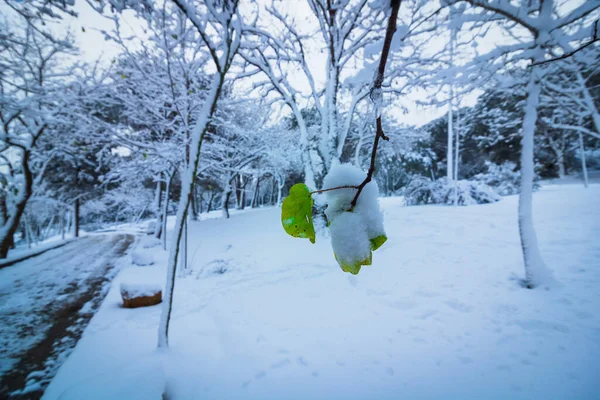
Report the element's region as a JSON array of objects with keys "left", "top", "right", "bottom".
[
  {"left": 0, "top": 151, "right": 33, "bottom": 259},
  {"left": 73, "top": 199, "right": 80, "bottom": 238},
  {"left": 251, "top": 176, "right": 260, "bottom": 208},
  {"left": 154, "top": 180, "right": 163, "bottom": 239},
  {"left": 518, "top": 66, "right": 555, "bottom": 288},
  {"left": 578, "top": 128, "right": 589, "bottom": 188}
]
